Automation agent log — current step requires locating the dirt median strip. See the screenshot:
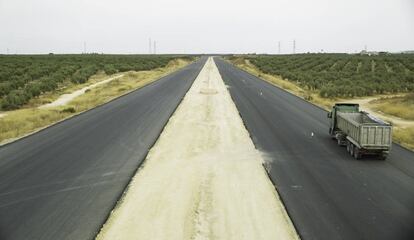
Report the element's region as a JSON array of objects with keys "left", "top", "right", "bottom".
[{"left": 96, "top": 57, "right": 299, "bottom": 240}]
